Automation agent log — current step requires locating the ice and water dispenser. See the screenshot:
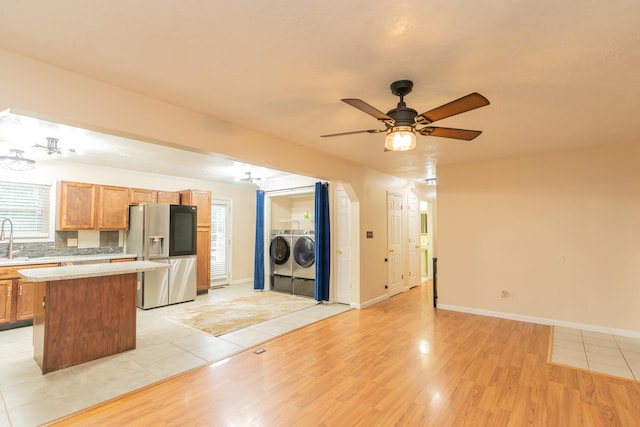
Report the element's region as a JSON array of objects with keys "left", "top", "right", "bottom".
[{"left": 148, "top": 235, "right": 166, "bottom": 257}]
